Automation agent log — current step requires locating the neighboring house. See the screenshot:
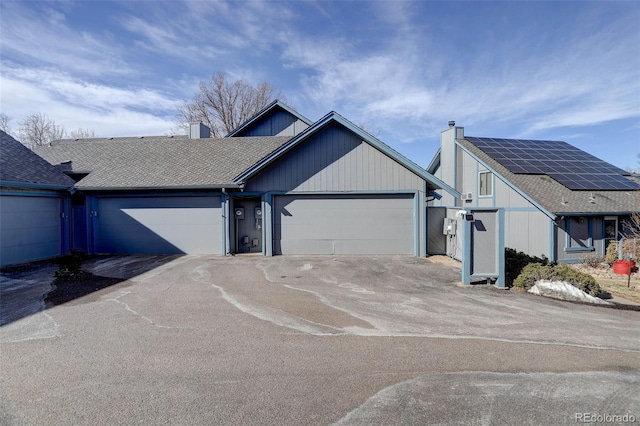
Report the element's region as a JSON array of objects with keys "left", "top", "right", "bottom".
[
  {"left": 428, "top": 124, "right": 640, "bottom": 263},
  {"left": 33, "top": 102, "right": 457, "bottom": 258},
  {"left": 0, "top": 131, "right": 74, "bottom": 266}
]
